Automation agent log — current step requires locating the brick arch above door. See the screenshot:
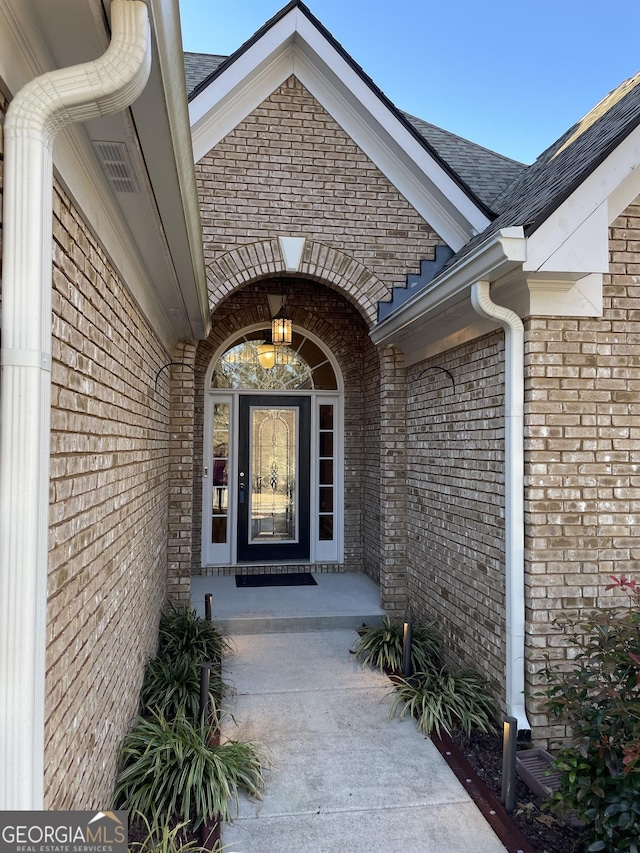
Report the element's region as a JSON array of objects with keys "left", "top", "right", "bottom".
[{"left": 206, "top": 237, "right": 386, "bottom": 327}]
